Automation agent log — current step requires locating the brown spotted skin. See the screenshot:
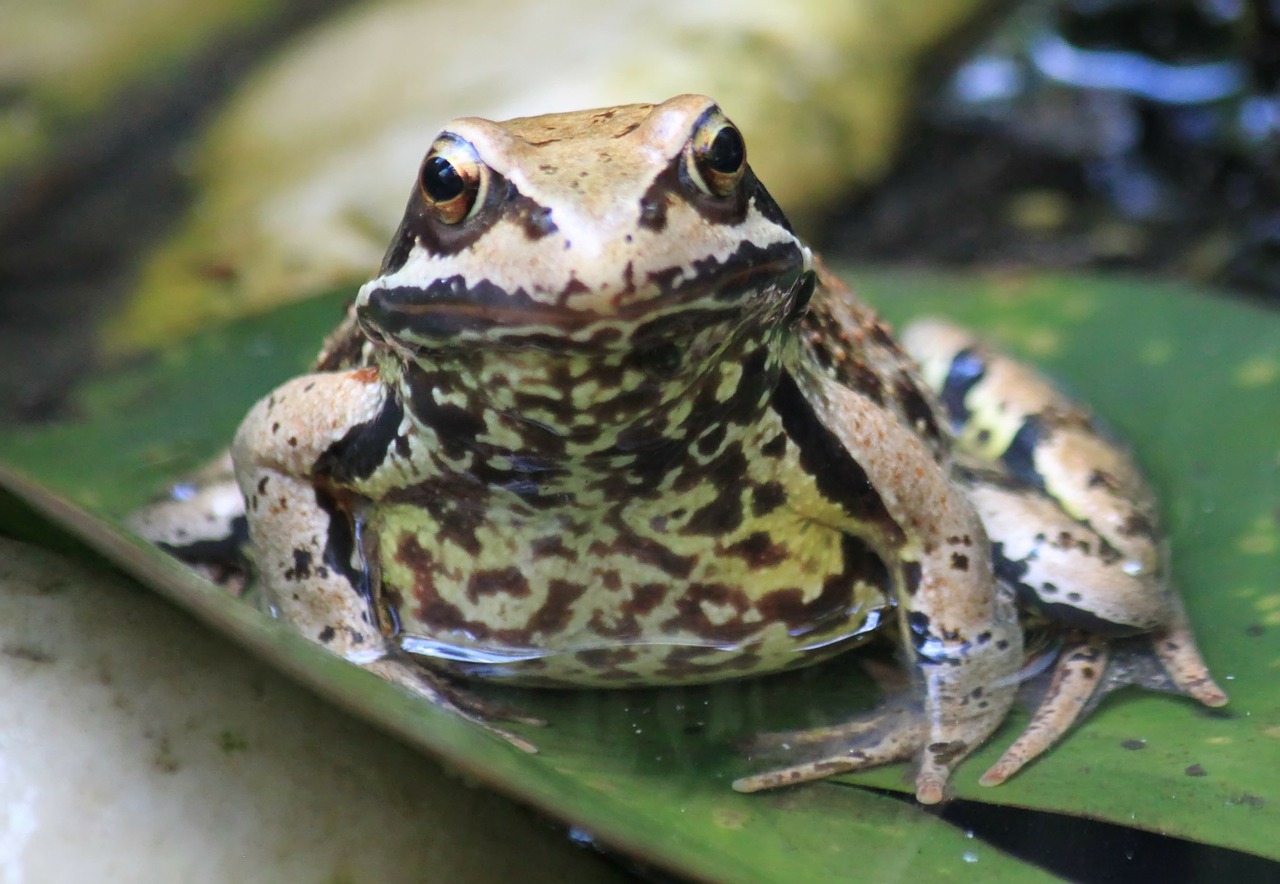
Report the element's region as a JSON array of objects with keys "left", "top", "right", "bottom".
[
  {"left": 133, "top": 95, "right": 1225, "bottom": 804},
  {"left": 357, "top": 291, "right": 903, "bottom": 686},
  {"left": 902, "top": 320, "right": 1227, "bottom": 786}
]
